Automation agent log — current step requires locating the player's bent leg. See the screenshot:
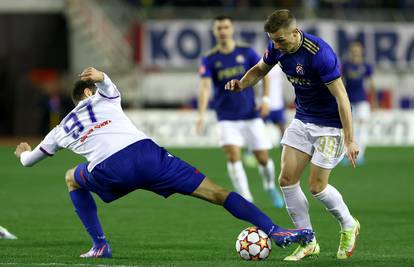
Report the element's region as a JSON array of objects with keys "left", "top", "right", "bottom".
[
  {"left": 278, "top": 145, "right": 319, "bottom": 261},
  {"left": 279, "top": 146, "right": 313, "bottom": 230},
  {"left": 191, "top": 177, "right": 314, "bottom": 248},
  {"left": 308, "top": 163, "right": 359, "bottom": 260},
  {"left": 69, "top": 164, "right": 110, "bottom": 258},
  {"left": 223, "top": 145, "right": 254, "bottom": 202},
  {"left": 65, "top": 168, "right": 80, "bottom": 192}
]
